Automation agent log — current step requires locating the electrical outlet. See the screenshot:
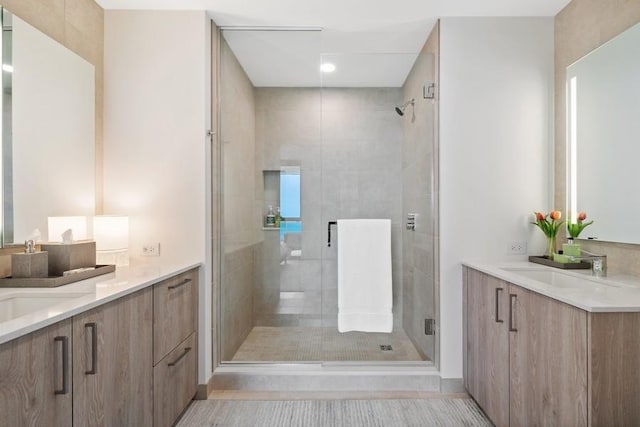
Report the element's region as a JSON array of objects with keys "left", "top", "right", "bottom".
[
  {"left": 142, "top": 243, "right": 160, "bottom": 257},
  {"left": 508, "top": 241, "right": 527, "bottom": 254}
]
